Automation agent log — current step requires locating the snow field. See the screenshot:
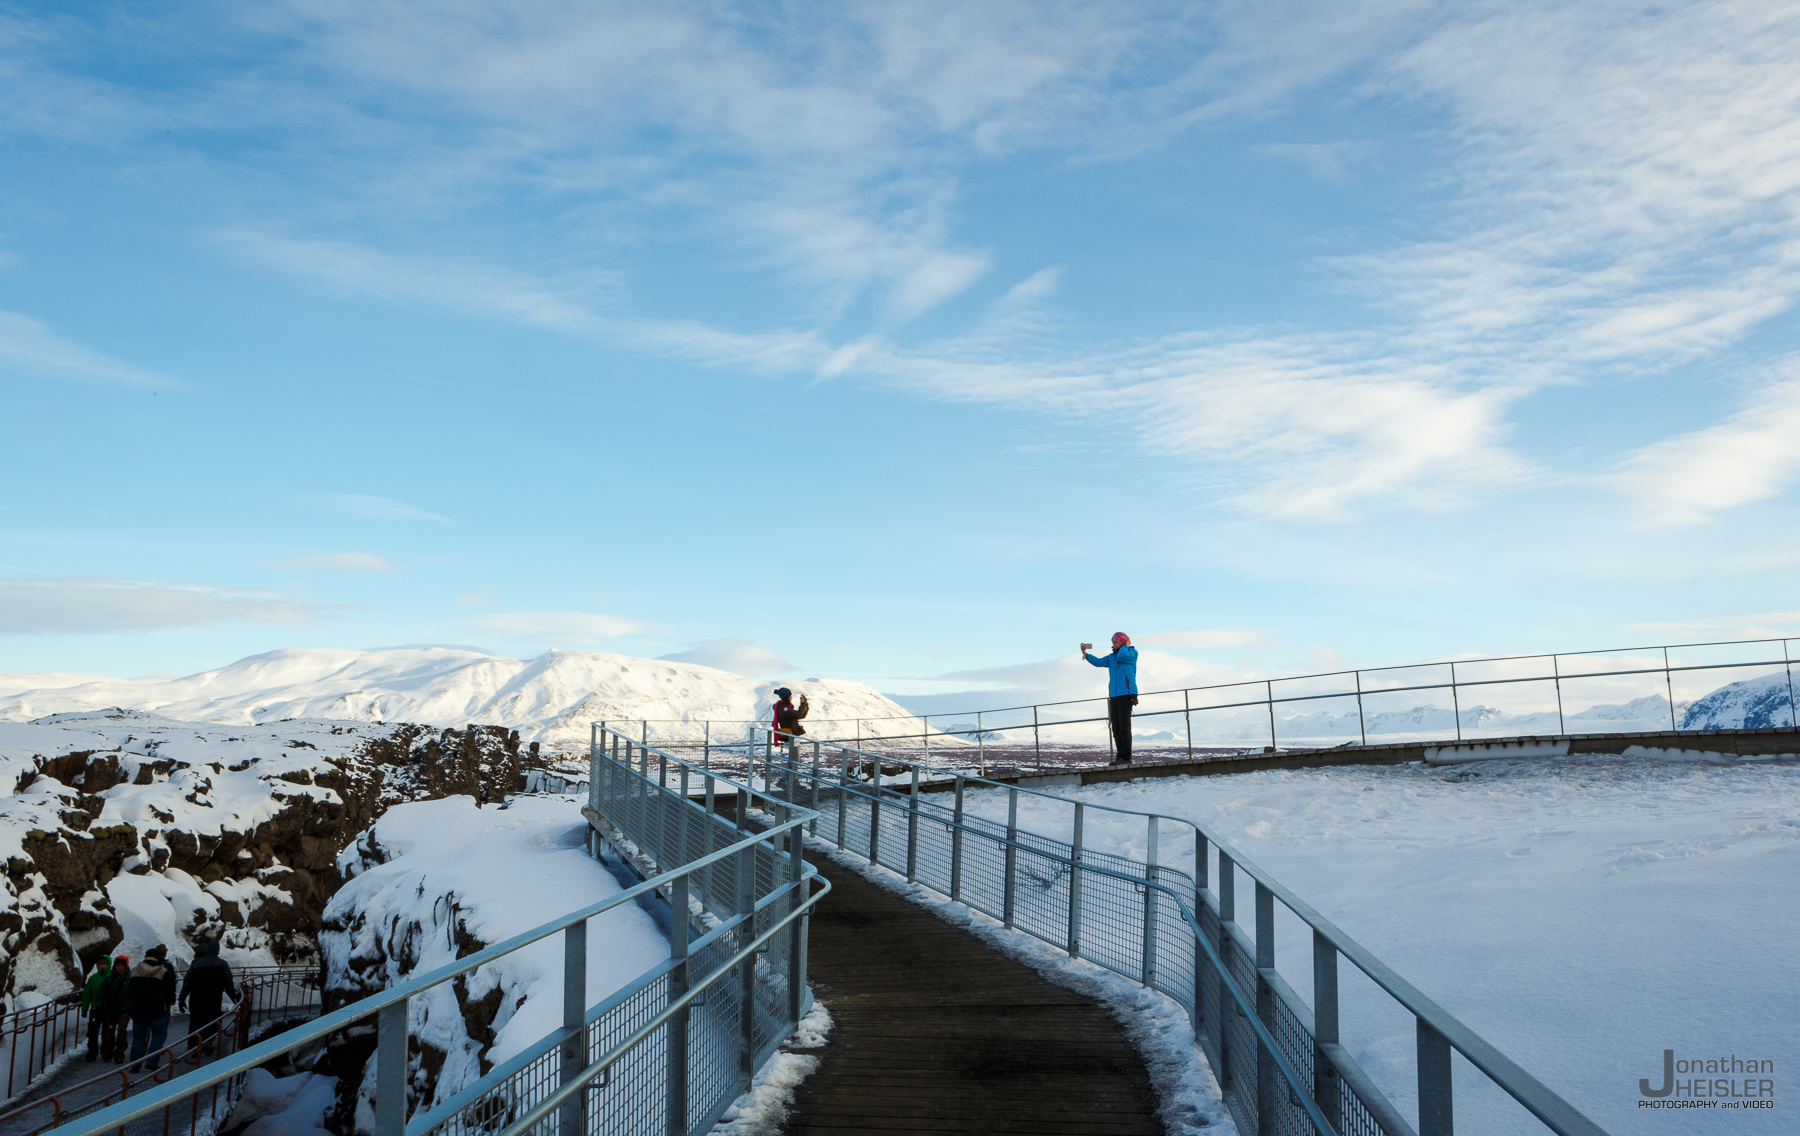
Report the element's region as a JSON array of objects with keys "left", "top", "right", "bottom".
[{"left": 956, "top": 756, "right": 1799, "bottom": 1134}]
